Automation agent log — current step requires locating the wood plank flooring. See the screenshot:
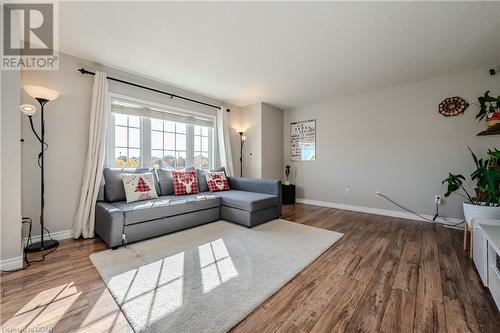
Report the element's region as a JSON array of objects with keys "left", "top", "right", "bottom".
[{"left": 1, "top": 203, "right": 499, "bottom": 332}]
